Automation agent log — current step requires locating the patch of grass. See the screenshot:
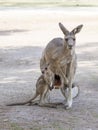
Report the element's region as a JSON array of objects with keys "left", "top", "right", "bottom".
[
  {"left": 94, "top": 115, "right": 98, "bottom": 118},
  {"left": 51, "top": 122, "right": 72, "bottom": 130},
  {"left": 10, "top": 123, "right": 24, "bottom": 130},
  {"left": 93, "top": 113, "right": 98, "bottom": 119},
  {"left": 28, "top": 127, "right": 40, "bottom": 130},
  {"left": 32, "top": 128, "right": 40, "bottom": 130}
]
